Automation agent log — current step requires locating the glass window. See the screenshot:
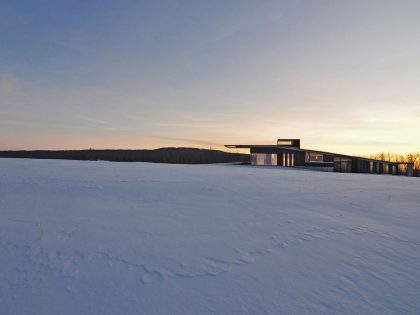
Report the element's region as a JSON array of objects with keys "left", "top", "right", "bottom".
[
  {"left": 265, "top": 154, "right": 271, "bottom": 165},
  {"left": 306, "top": 152, "right": 323, "bottom": 162},
  {"left": 277, "top": 140, "right": 293, "bottom": 146},
  {"left": 256, "top": 154, "right": 265, "bottom": 165},
  {"left": 271, "top": 154, "right": 277, "bottom": 166},
  {"left": 252, "top": 154, "right": 278, "bottom": 166}
]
